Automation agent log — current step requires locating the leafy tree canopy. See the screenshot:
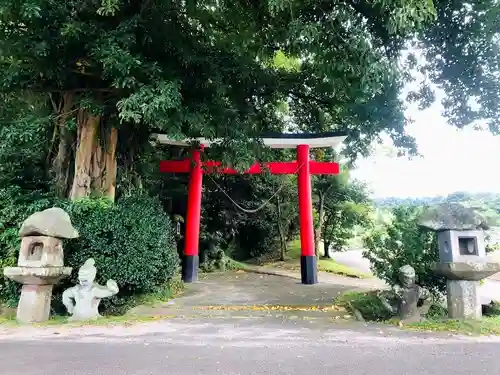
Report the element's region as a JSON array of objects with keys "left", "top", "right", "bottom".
[
  {"left": 414, "top": 0, "right": 500, "bottom": 132},
  {"left": 0, "top": 0, "right": 439, "bottom": 167}
]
